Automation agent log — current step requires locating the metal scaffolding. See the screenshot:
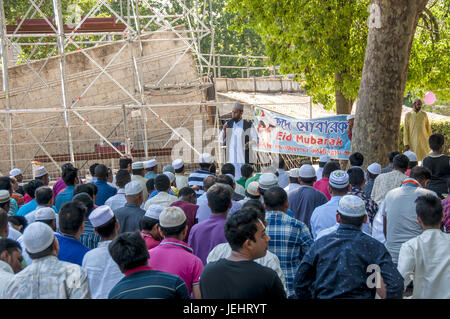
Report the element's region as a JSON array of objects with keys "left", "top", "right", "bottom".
[{"left": 0, "top": 0, "right": 217, "bottom": 178}]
